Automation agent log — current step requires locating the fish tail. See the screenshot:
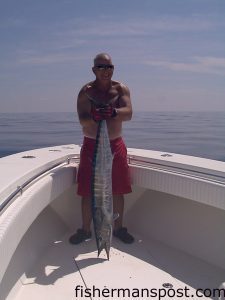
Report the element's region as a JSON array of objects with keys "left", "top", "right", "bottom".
[
  {"left": 97, "top": 242, "right": 110, "bottom": 260},
  {"left": 97, "top": 248, "right": 102, "bottom": 258},
  {"left": 105, "top": 246, "right": 110, "bottom": 261}
]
